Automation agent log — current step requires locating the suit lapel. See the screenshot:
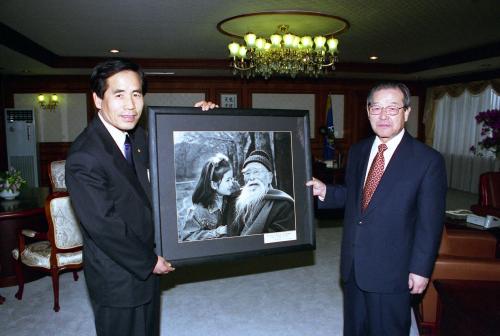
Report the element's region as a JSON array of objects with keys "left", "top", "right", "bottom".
[
  {"left": 93, "top": 118, "right": 151, "bottom": 209},
  {"left": 363, "top": 132, "right": 414, "bottom": 214},
  {"left": 129, "top": 131, "right": 152, "bottom": 203}
]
